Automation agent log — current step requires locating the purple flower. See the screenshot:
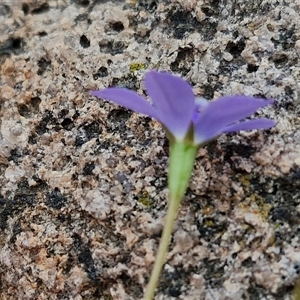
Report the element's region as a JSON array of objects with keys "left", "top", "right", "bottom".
[{"left": 90, "top": 71, "right": 275, "bottom": 144}]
